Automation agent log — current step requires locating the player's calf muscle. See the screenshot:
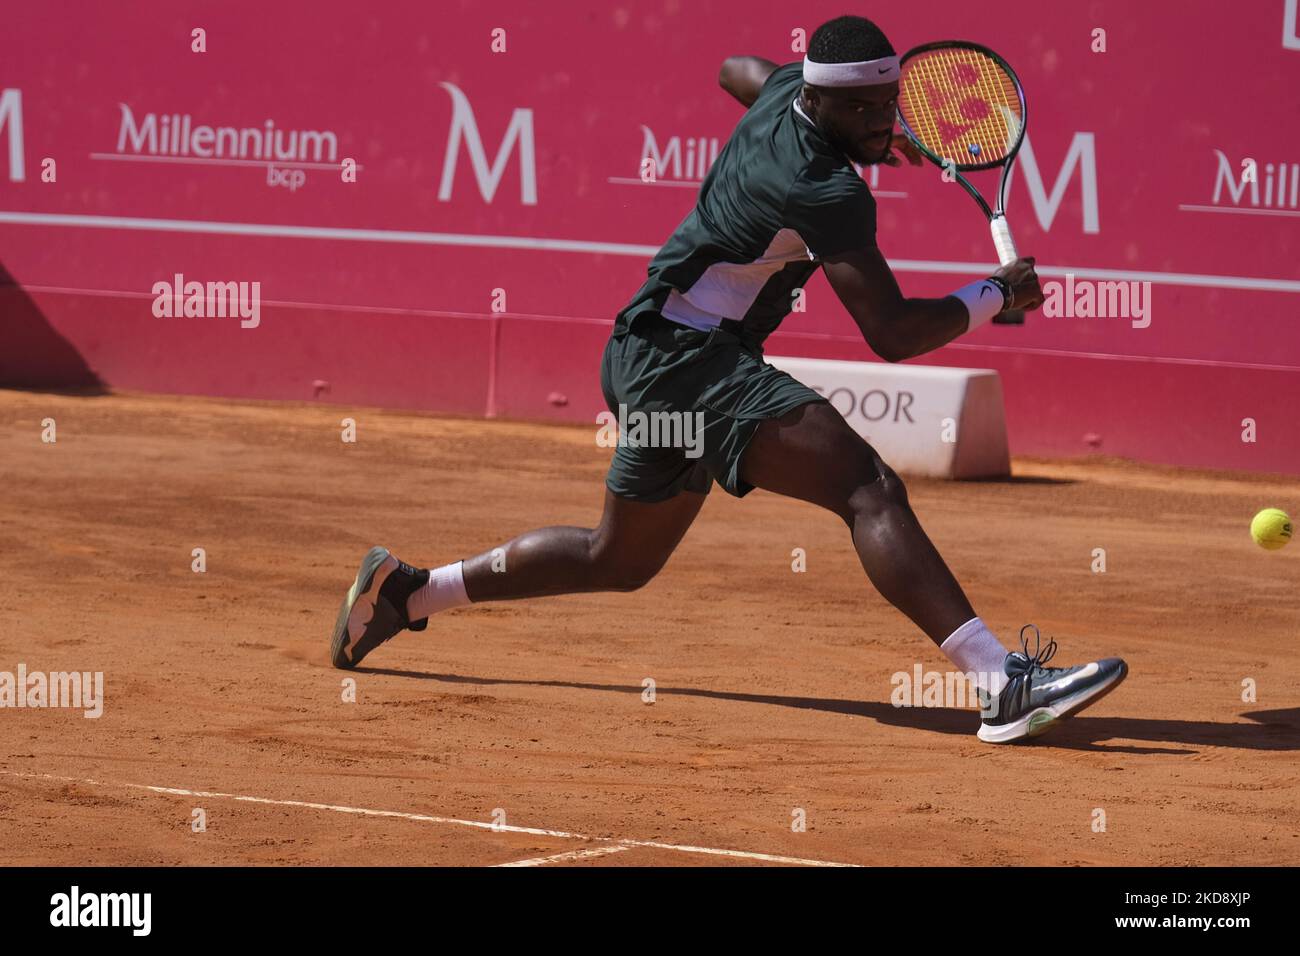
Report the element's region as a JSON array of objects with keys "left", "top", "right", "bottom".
[
  {"left": 460, "top": 526, "right": 599, "bottom": 601},
  {"left": 460, "top": 524, "right": 672, "bottom": 601}
]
